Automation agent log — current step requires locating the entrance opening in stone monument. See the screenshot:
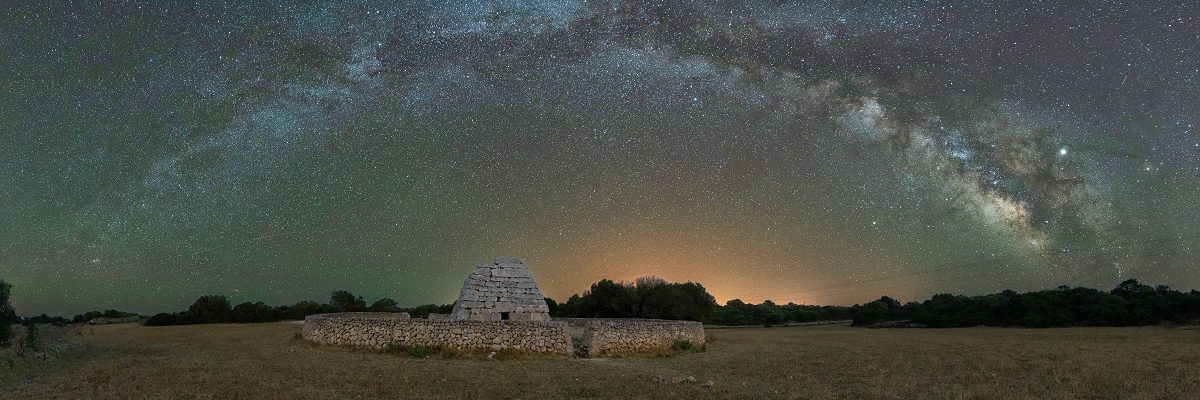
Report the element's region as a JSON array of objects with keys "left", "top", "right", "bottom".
[{"left": 501, "top": 312, "right": 510, "bottom": 320}]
